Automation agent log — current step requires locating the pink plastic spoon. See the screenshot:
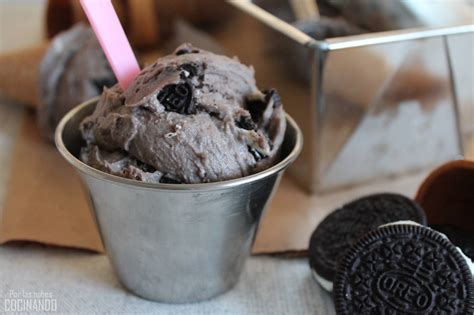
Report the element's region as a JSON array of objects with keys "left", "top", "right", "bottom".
[{"left": 80, "top": 0, "right": 141, "bottom": 90}]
